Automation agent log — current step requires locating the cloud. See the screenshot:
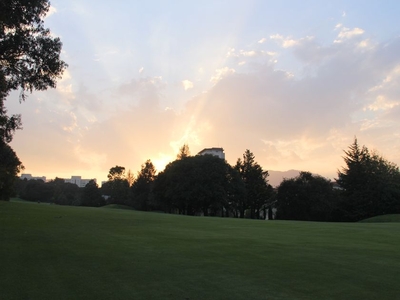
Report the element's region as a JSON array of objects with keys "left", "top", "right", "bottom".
[
  {"left": 62, "top": 111, "right": 78, "bottom": 132},
  {"left": 9, "top": 21, "right": 400, "bottom": 182},
  {"left": 74, "top": 145, "right": 108, "bottom": 168},
  {"left": 258, "top": 38, "right": 267, "bottom": 44},
  {"left": 179, "top": 35, "right": 400, "bottom": 177},
  {"left": 366, "top": 65, "right": 400, "bottom": 112},
  {"left": 182, "top": 80, "right": 194, "bottom": 90},
  {"left": 270, "top": 34, "right": 299, "bottom": 48},
  {"left": 74, "top": 76, "right": 186, "bottom": 179},
  {"left": 227, "top": 48, "right": 276, "bottom": 58},
  {"left": 334, "top": 27, "right": 365, "bottom": 43},
  {"left": 210, "top": 67, "right": 236, "bottom": 84},
  {"left": 367, "top": 95, "right": 398, "bottom": 111}
]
